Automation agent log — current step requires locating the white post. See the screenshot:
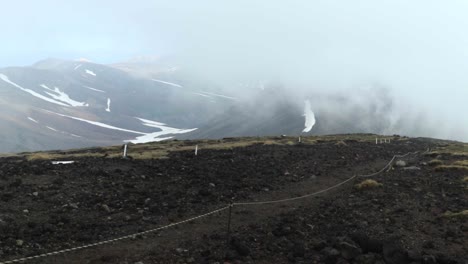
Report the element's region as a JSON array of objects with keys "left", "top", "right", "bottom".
[
  {"left": 376, "top": 138, "right": 378, "bottom": 144},
  {"left": 389, "top": 139, "right": 391, "bottom": 144},
  {"left": 298, "top": 136, "right": 301, "bottom": 143},
  {"left": 195, "top": 145, "right": 198, "bottom": 156},
  {"left": 123, "top": 144, "right": 128, "bottom": 158}
]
